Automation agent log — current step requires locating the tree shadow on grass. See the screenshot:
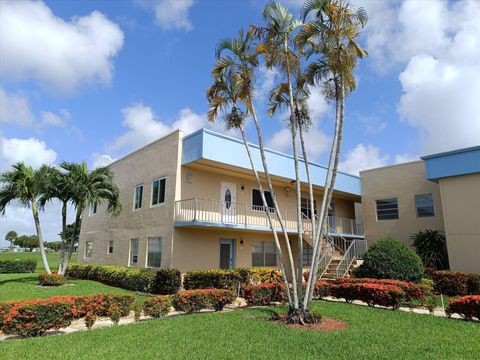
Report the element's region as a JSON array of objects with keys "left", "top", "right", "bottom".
[{"left": 0, "top": 275, "right": 38, "bottom": 286}]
